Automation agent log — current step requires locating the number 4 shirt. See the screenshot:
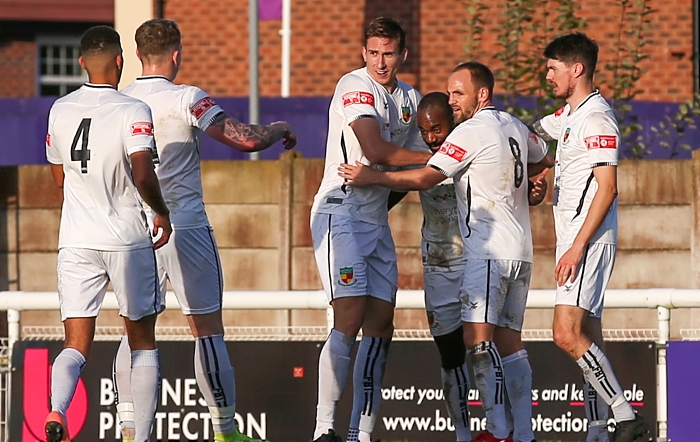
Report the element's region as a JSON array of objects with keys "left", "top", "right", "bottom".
[
  {"left": 46, "top": 83, "right": 155, "bottom": 251},
  {"left": 427, "top": 107, "right": 548, "bottom": 262}
]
